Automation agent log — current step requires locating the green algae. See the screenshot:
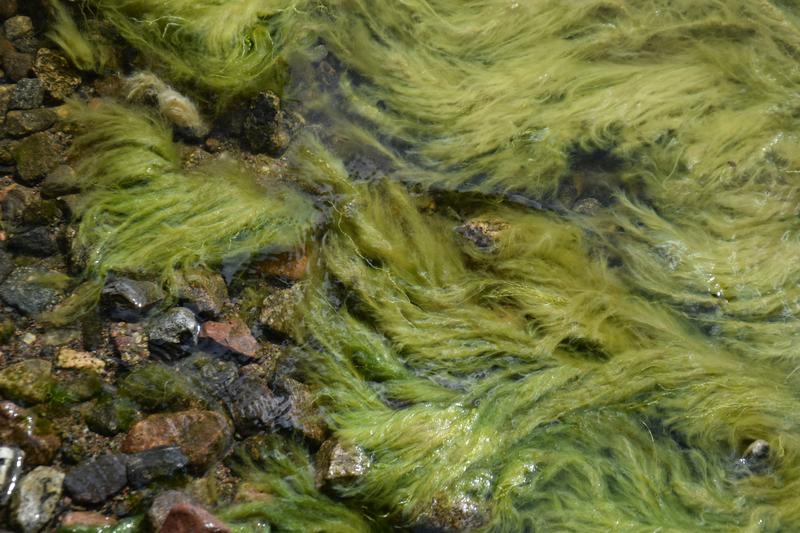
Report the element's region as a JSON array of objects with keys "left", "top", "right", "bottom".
[{"left": 43, "top": 0, "right": 800, "bottom": 531}]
